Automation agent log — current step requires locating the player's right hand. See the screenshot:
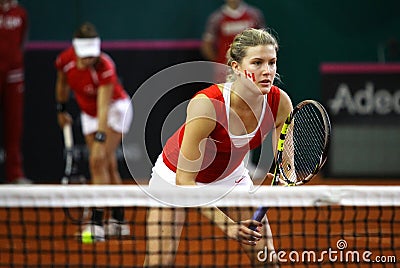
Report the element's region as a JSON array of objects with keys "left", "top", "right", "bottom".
[{"left": 57, "top": 112, "right": 73, "bottom": 128}]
